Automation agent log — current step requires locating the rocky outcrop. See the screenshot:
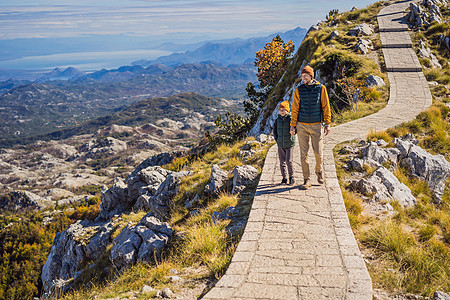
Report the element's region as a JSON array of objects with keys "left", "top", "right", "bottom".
[
  {"left": 362, "top": 142, "right": 400, "bottom": 168},
  {"left": 406, "top": 0, "right": 448, "bottom": 28},
  {"left": 406, "top": 3, "right": 425, "bottom": 28},
  {"left": 352, "top": 166, "right": 417, "bottom": 207},
  {"left": 232, "top": 165, "right": 259, "bottom": 194},
  {"left": 110, "top": 212, "right": 172, "bottom": 271},
  {"left": 134, "top": 171, "right": 191, "bottom": 220},
  {"left": 433, "top": 291, "right": 450, "bottom": 300},
  {"left": 128, "top": 151, "right": 185, "bottom": 178},
  {"left": 42, "top": 220, "right": 115, "bottom": 296},
  {"left": 395, "top": 138, "right": 450, "bottom": 203},
  {"left": 418, "top": 41, "right": 442, "bottom": 68},
  {"left": 366, "top": 75, "right": 385, "bottom": 88},
  {"left": 204, "top": 164, "right": 230, "bottom": 195},
  {"left": 0, "top": 190, "right": 53, "bottom": 211},
  {"left": 348, "top": 23, "right": 374, "bottom": 36},
  {"left": 97, "top": 166, "right": 189, "bottom": 221},
  {"left": 346, "top": 141, "right": 400, "bottom": 172},
  {"left": 42, "top": 157, "right": 189, "bottom": 296},
  {"left": 97, "top": 179, "right": 130, "bottom": 220},
  {"left": 80, "top": 137, "right": 127, "bottom": 158},
  {"left": 346, "top": 134, "right": 450, "bottom": 205}
]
